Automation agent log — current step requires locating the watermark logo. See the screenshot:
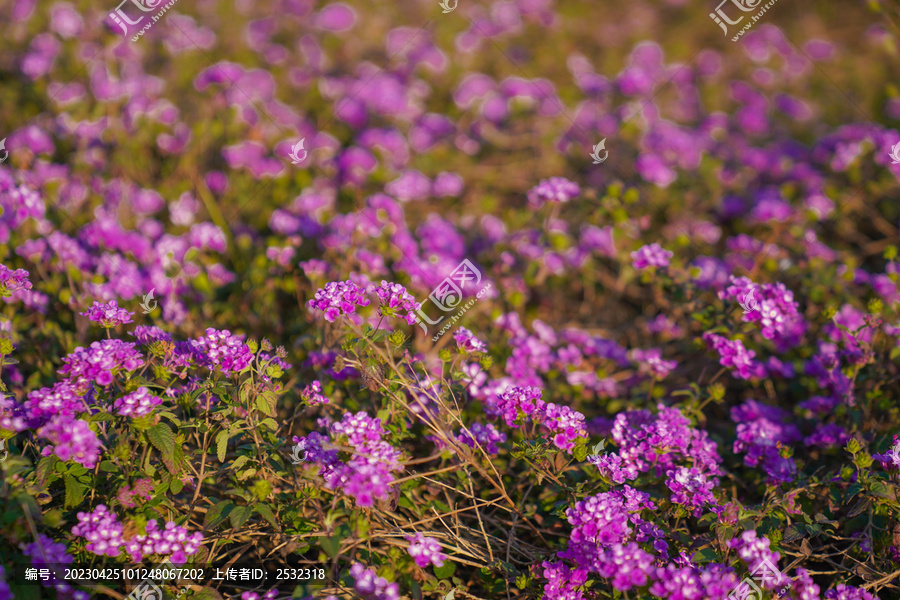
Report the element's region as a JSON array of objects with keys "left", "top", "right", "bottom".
[
  {"left": 108, "top": 0, "right": 179, "bottom": 42},
  {"left": 710, "top": 0, "right": 765, "bottom": 36},
  {"left": 412, "top": 259, "right": 492, "bottom": 341},
  {"left": 0, "top": 139, "right": 7, "bottom": 164},
  {"left": 289, "top": 139, "right": 308, "bottom": 165},
  {"left": 890, "top": 141, "right": 900, "bottom": 165},
  {"left": 590, "top": 139, "right": 608, "bottom": 164},
  {"left": 0, "top": 439, "right": 8, "bottom": 463},
  {"left": 290, "top": 443, "right": 308, "bottom": 465},
  {"left": 127, "top": 579, "right": 163, "bottom": 600},
  {"left": 738, "top": 287, "right": 758, "bottom": 314},
  {"left": 727, "top": 558, "right": 790, "bottom": 600},
  {"left": 140, "top": 289, "right": 157, "bottom": 314},
  {"left": 439, "top": 0, "right": 457, "bottom": 12}
]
